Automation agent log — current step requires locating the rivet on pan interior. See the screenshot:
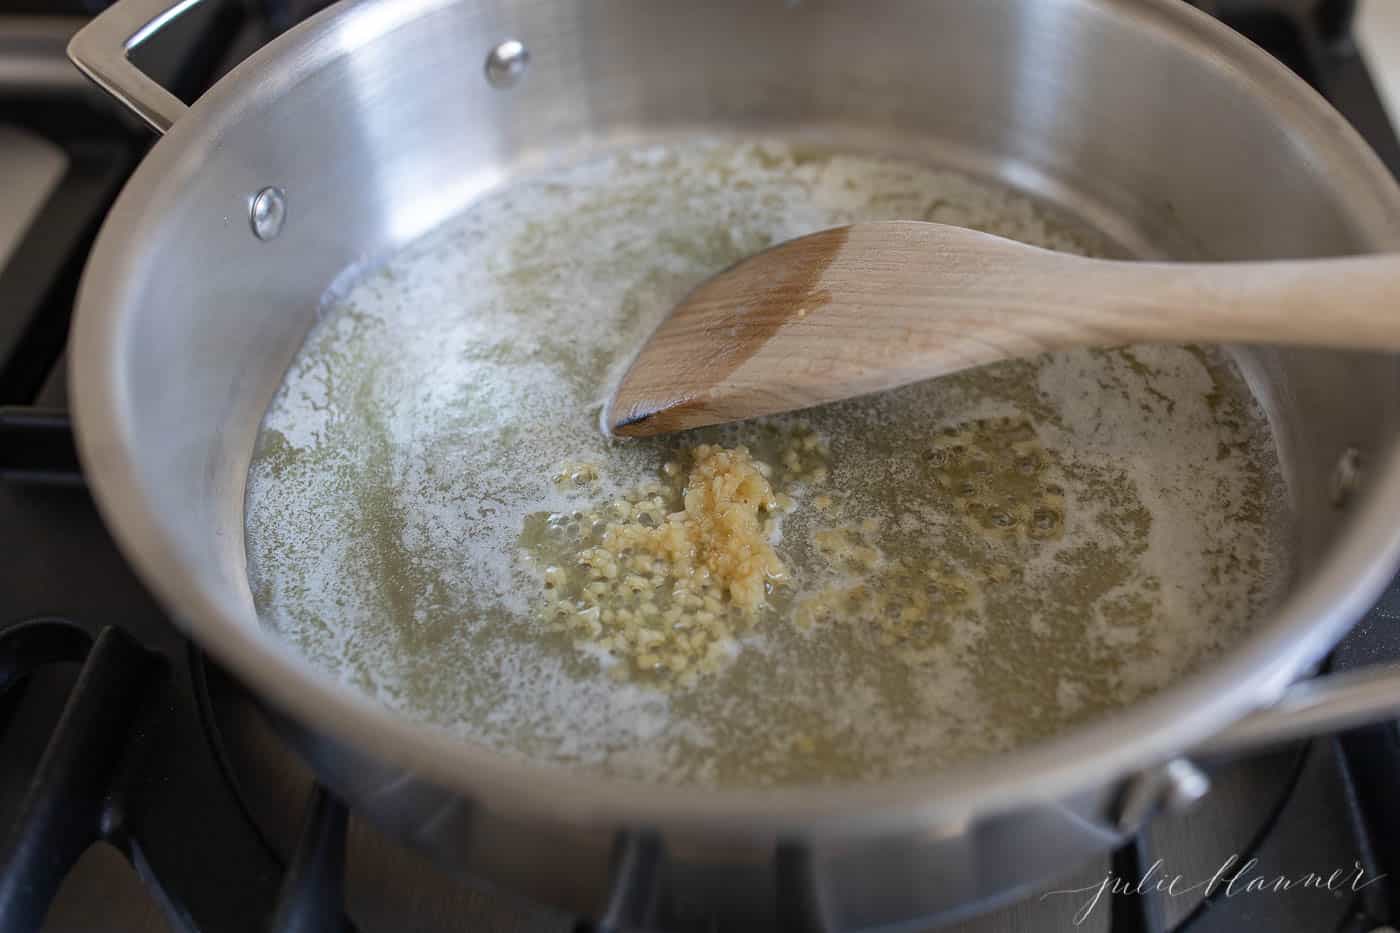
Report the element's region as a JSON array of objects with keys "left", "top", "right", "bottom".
[
  {"left": 484, "top": 39, "right": 529, "bottom": 88},
  {"left": 1331, "top": 447, "right": 1362, "bottom": 508},
  {"left": 249, "top": 187, "right": 287, "bottom": 241}
]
